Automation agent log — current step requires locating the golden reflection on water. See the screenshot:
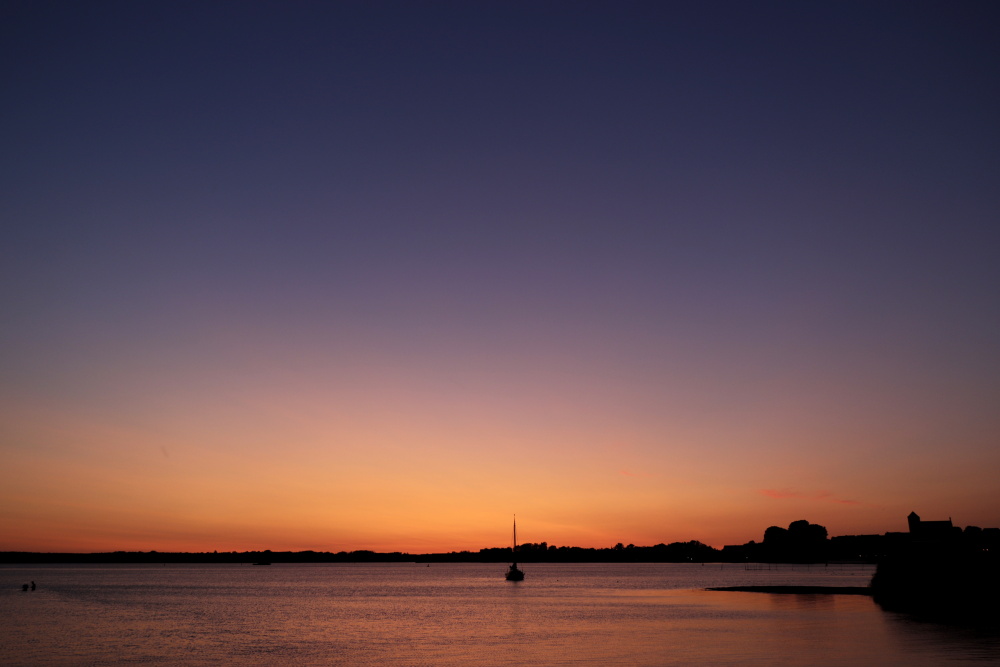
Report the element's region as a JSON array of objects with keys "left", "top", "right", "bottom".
[
  {"left": 1, "top": 564, "right": 997, "bottom": 666},
  {"left": 611, "top": 589, "right": 970, "bottom": 667}
]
